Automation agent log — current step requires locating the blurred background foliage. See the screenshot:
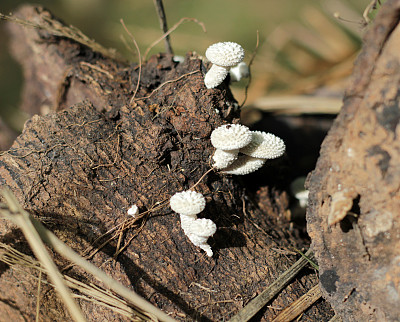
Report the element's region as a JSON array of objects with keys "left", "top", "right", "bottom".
[{"left": 0, "top": 0, "right": 378, "bottom": 133}]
